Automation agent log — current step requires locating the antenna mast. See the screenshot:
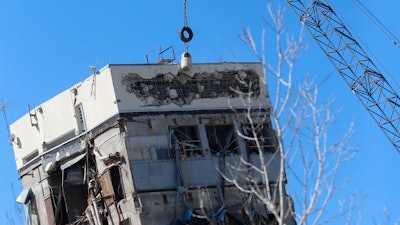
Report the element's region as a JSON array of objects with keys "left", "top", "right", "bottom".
[{"left": 0, "top": 99, "right": 11, "bottom": 139}]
